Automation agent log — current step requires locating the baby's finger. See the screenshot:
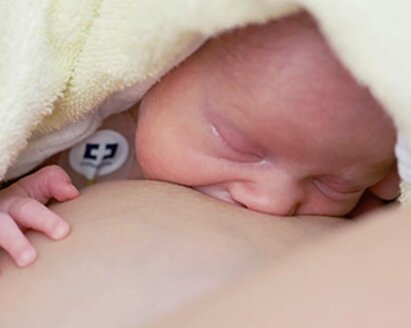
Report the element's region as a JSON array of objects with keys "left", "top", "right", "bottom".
[
  {"left": 8, "top": 197, "right": 70, "bottom": 240},
  {"left": 14, "top": 165, "right": 79, "bottom": 203},
  {"left": 0, "top": 212, "right": 37, "bottom": 267}
]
